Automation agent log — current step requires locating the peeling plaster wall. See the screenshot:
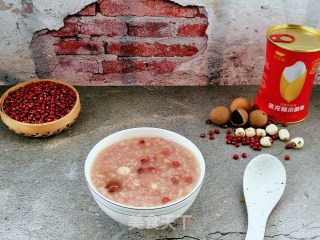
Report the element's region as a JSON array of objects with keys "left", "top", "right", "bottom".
[
  {"left": 0, "top": 0, "right": 319, "bottom": 85},
  {"left": 0, "top": 0, "right": 96, "bottom": 84}
]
